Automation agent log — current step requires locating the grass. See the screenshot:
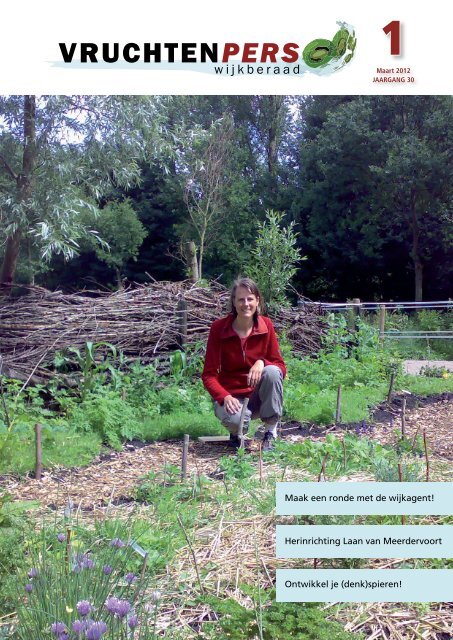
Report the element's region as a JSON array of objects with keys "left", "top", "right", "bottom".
[
  {"left": 0, "top": 425, "right": 102, "bottom": 476},
  {"left": 399, "top": 374, "right": 453, "bottom": 395},
  {"left": 0, "top": 414, "right": 225, "bottom": 476},
  {"left": 284, "top": 384, "right": 387, "bottom": 425},
  {"left": 141, "top": 411, "right": 225, "bottom": 441}
]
